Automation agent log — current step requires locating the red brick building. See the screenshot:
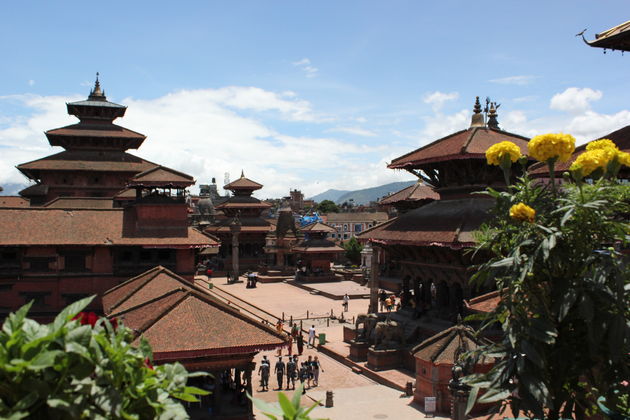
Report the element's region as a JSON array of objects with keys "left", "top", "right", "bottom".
[{"left": 0, "top": 77, "right": 219, "bottom": 319}]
